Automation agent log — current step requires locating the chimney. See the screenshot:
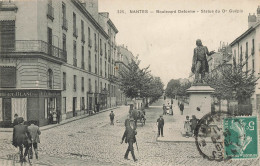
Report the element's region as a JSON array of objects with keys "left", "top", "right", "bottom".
[
  {"left": 248, "top": 13, "right": 257, "bottom": 28},
  {"left": 81, "top": 0, "right": 99, "bottom": 21},
  {"left": 257, "top": 6, "right": 260, "bottom": 22}
]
